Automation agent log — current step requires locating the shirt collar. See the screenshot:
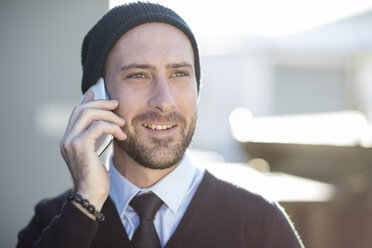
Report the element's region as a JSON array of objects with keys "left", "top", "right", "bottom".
[
  {"left": 149, "top": 152, "right": 196, "bottom": 213},
  {"left": 109, "top": 151, "right": 197, "bottom": 217},
  {"left": 109, "top": 158, "right": 140, "bottom": 219}
]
